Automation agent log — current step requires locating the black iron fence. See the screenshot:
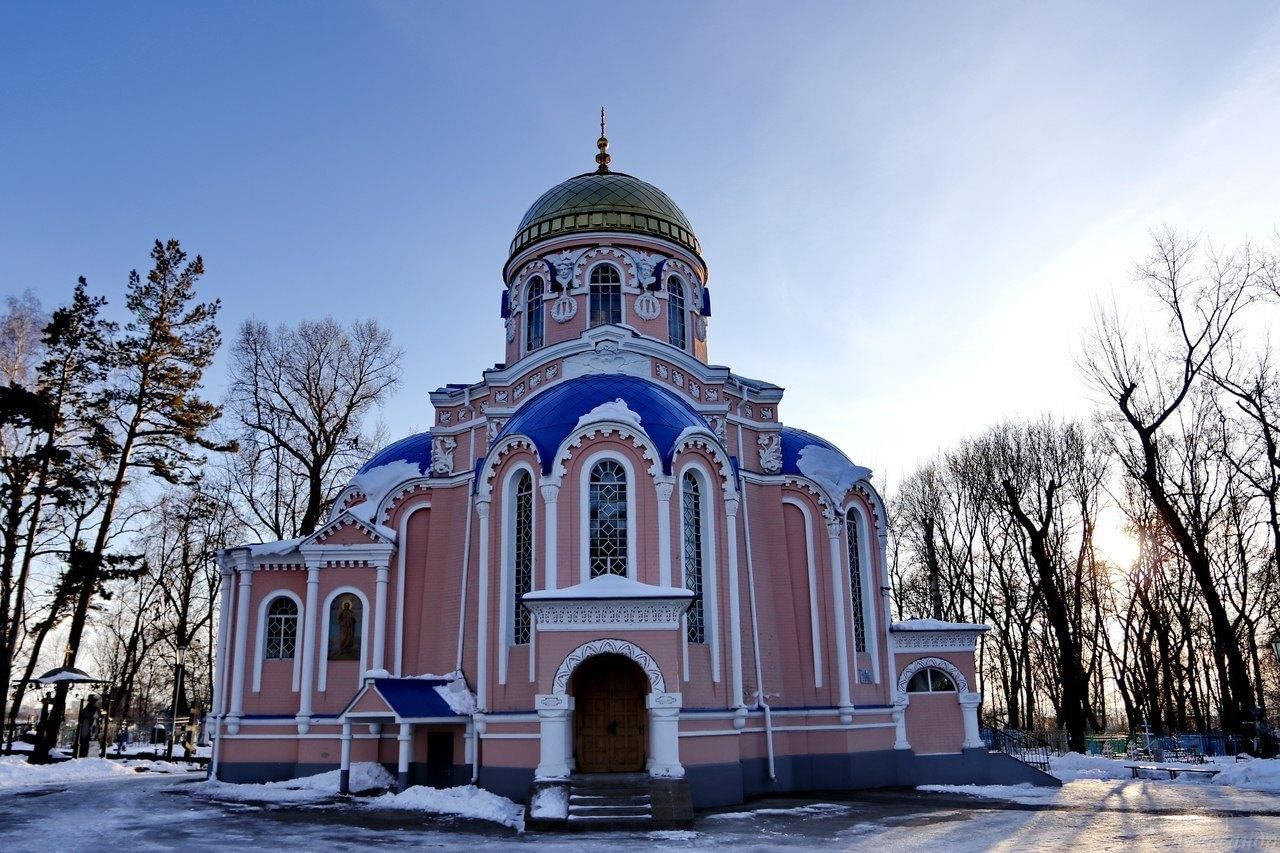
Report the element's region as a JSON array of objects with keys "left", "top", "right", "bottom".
[{"left": 981, "top": 726, "right": 1055, "bottom": 771}]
